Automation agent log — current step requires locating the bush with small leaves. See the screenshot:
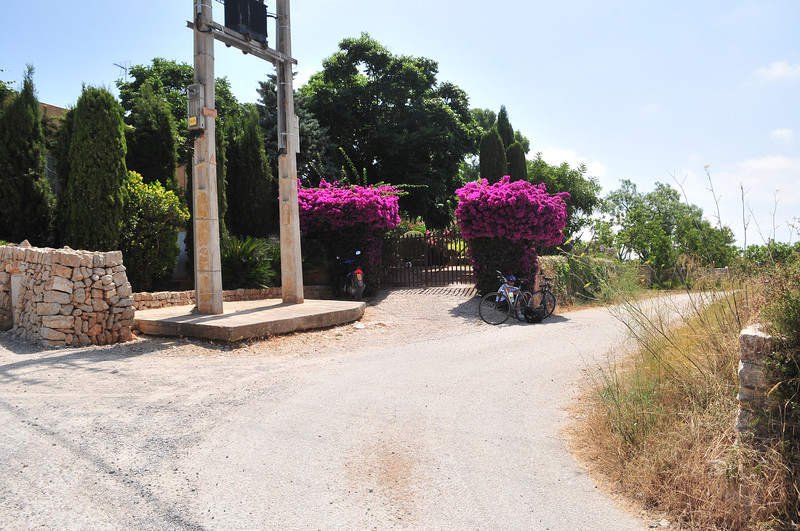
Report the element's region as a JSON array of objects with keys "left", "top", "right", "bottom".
[{"left": 120, "top": 171, "right": 189, "bottom": 291}]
